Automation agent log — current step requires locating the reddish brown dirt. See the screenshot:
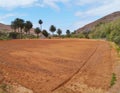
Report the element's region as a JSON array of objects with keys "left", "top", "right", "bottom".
[{"left": 0, "top": 39, "right": 113, "bottom": 93}]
